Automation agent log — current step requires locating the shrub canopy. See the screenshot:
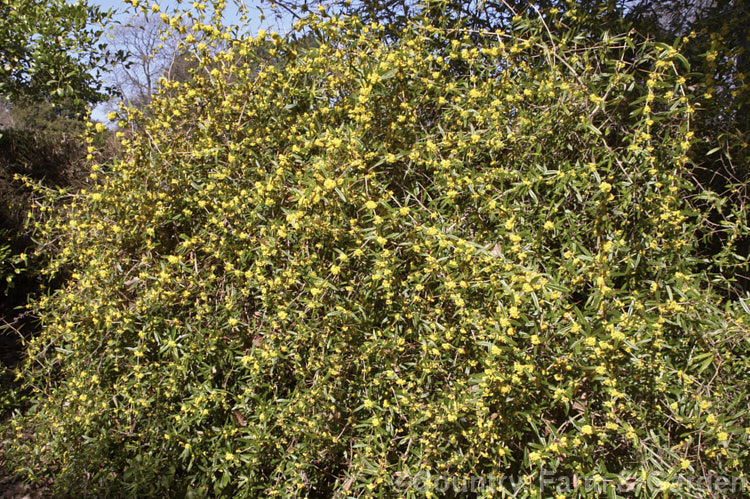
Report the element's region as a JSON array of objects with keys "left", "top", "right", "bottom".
[
  {"left": 6, "top": 4, "right": 750, "bottom": 497},
  {"left": 0, "top": 0, "right": 123, "bottom": 111}
]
